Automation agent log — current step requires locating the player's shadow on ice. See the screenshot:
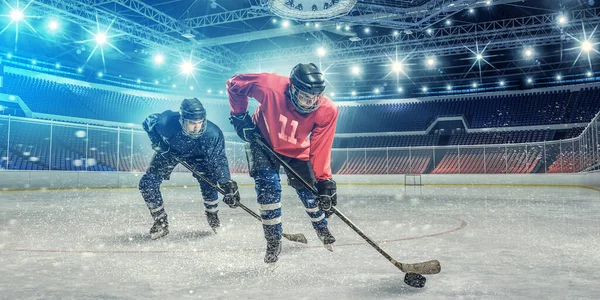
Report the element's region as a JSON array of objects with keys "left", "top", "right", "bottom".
[{"left": 109, "top": 230, "right": 214, "bottom": 245}]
